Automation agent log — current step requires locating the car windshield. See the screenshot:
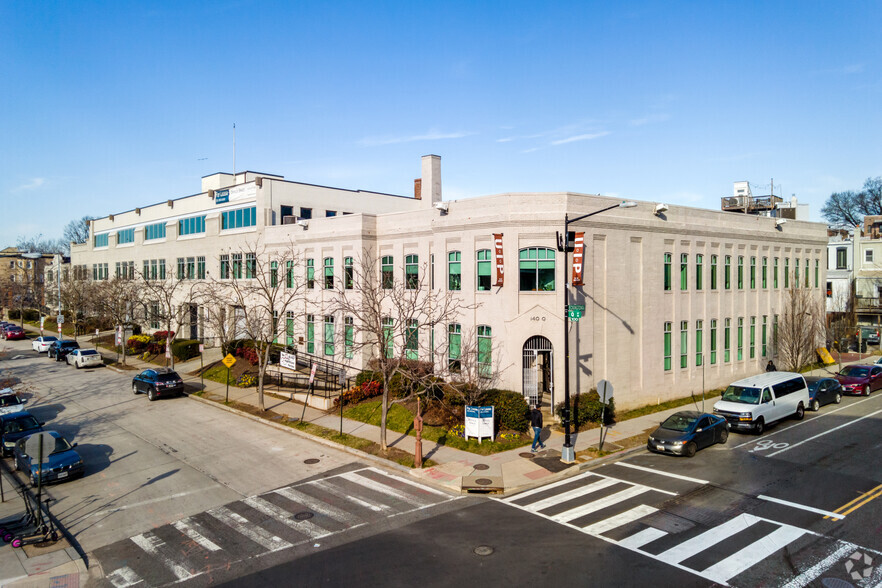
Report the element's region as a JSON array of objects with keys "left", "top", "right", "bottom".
[
  {"left": 43, "top": 337, "right": 57, "bottom": 342},
  {"left": 80, "top": 350, "right": 98, "bottom": 356},
  {"left": 62, "top": 342, "right": 79, "bottom": 348},
  {"left": 52, "top": 437, "right": 72, "bottom": 454},
  {"left": 0, "top": 396, "right": 22, "bottom": 407},
  {"left": 660, "top": 414, "right": 697, "bottom": 432},
  {"left": 841, "top": 366, "right": 870, "bottom": 378},
  {"left": 722, "top": 385, "right": 762, "bottom": 404},
  {"left": 806, "top": 381, "right": 821, "bottom": 393},
  {"left": 4, "top": 415, "right": 39, "bottom": 433},
  {"left": 157, "top": 373, "right": 180, "bottom": 382}
]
